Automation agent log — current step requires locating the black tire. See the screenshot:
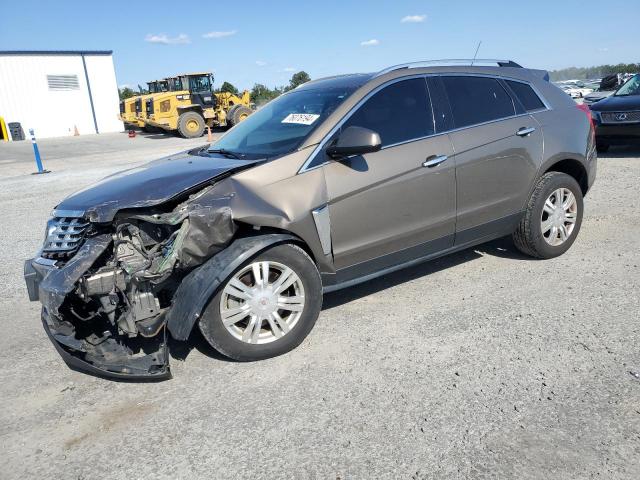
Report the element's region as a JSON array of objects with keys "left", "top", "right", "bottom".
[
  {"left": 177, "top": 111, "right": 205, "bottom": 138},
  {"left": 512, "top": 172, "right": 584, "bottom": 259},
  {"left": 596, "top": 142, "right": 609, "bottom": 153},
  {"left": 199, "top": 243, "right": 322, "bottom": 361},
  {"left": 229, "top": 105, "right": 253, "bottom": 127}
]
